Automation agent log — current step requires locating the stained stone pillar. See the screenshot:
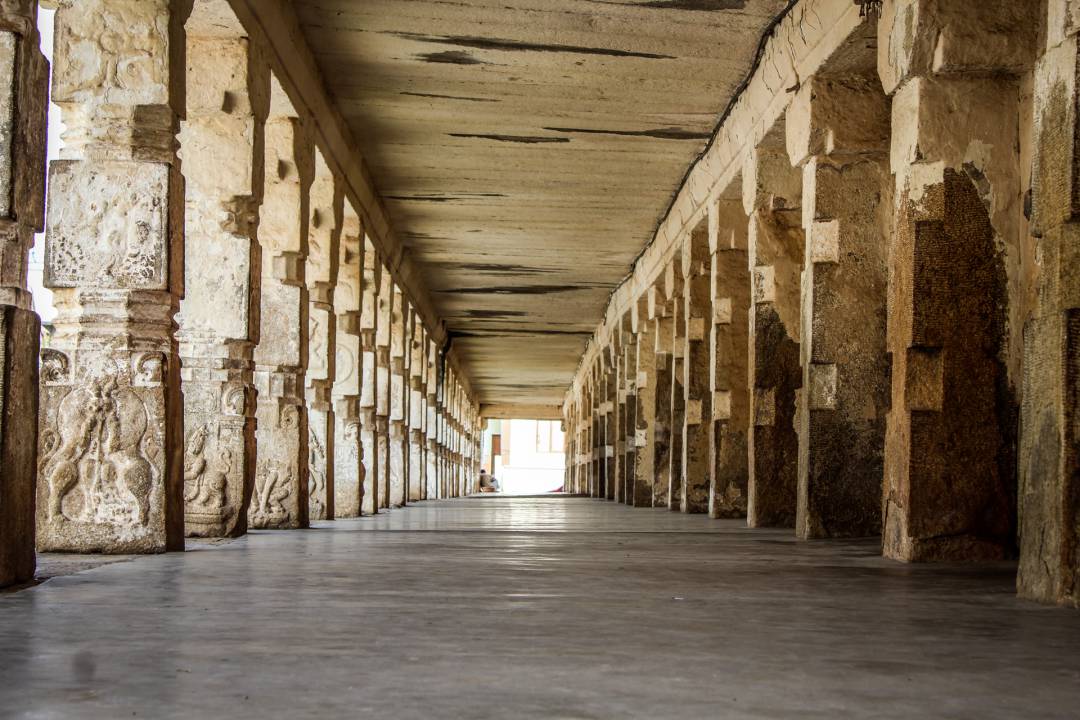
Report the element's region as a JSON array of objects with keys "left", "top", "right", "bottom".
[
  {"left": 603, "top": 358, "right": 617, "bottom": 501},
  {"left": 374, "top": 268, "right": 392, "bottom": 508},
  {"left": 681, "top": 223, "right": 712, "bottom": 514},
  {"left": 744, "top": 140, "right": 804, "bottom": 528},
  {"left": 709, "top": 198, "right": 751, "bottom": 519},
  {"left": 388, "top": 290, "right": 408, "bottom": 508},
  {"left": 787, "top": 75, "right": 891, "bottom": 539},
  {"left": 879, "top": 0, "right": 1031, "bottom": 561},
  {"left": 331, "top": 206, "right": 363, "bottom": 518},
  {"left": 590, "top": 364, "right": 603, "bottom": 498},
  {"left": 631, "top": 296, "right": 657, "bottom": 507},
  {"left": 0, "top": 0, "right": 45, "bottom": 585},
  {"left": 39, "top": 0, "right": 189, "bottom": 553},
  {"left": 178, "top": 8, "right": 267, "bottom": 538},
  {"left": 620, "top": 317, "right": 637, "bottom": 504},
  {"left": 1021, "top": 2, "right": 1080, "bottom": 604},
  {"left": 667, "top": 263, "right": 686, "bottom": 511},
  {"left": 651, "top": 288, "right": 674, "bottom": 508},
  {"left": 358, "top": 243, "right": 379, "bottom": 514},
  {"left": 250, "top": 98, "right": 313, "bottom": 531},
  {"left": 305, "top": 152, "right": 340, "bottom": 522}
]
